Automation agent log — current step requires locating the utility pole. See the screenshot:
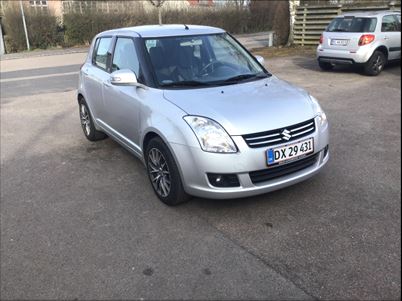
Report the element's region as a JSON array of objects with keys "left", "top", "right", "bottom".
[{"left": 19, "top": 0, "right": 30, "bottom": 51}]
